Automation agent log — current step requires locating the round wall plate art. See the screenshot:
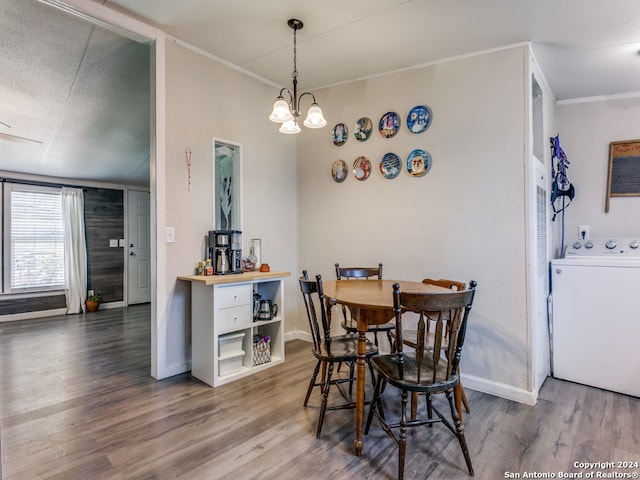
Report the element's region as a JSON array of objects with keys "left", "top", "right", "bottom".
[
  {"left": 353, "top": 156, "right": 371, "bottom": 181},
  {"left": 406, "top": 105, "right": 432, "bottom": 134},
  {"left": 332, "top": 123, "right": 348, "bottom": 146},
  {"left": 354, "top": 117, "right": 372, "bottom": 142},
  {"left": 331, "top": 159, "right": 348, "bottom": 182},
  {"left": 378, "top": 111, "right": 400, "bottom": 138},
  {"left": 406, "top": 149, "right": 432, "bottom": 177},
  {"left": 379, "top": 152, "right": 401, "bottom": 179}
]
